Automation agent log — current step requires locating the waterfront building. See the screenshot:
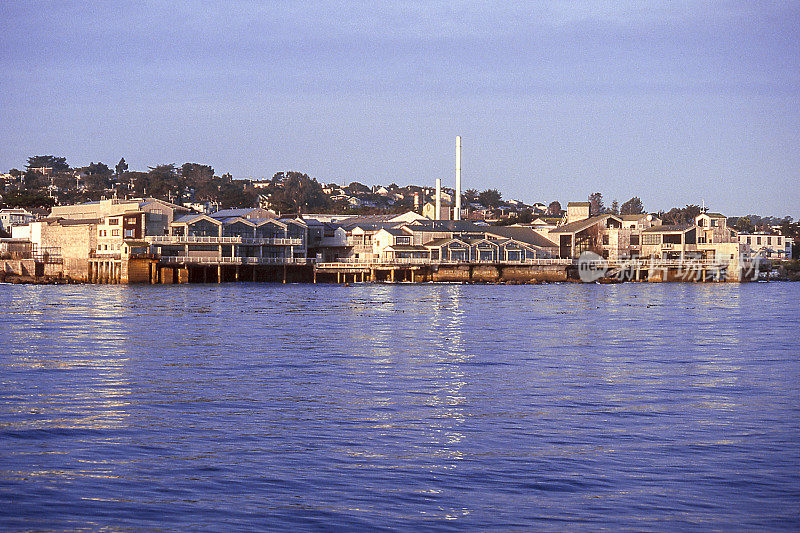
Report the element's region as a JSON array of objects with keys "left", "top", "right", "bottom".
[
  {"left": 737, "top": 233, "right": 793, "bottom": 259},
  {"left": 0, "top": 208, "right": 36, "bottom": 233},
  {"left": 149, "top": 212, "right": 308, "bottom": 265},
  {"left": 50, "top": 197, "right": 189, "bottom": 230}
]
